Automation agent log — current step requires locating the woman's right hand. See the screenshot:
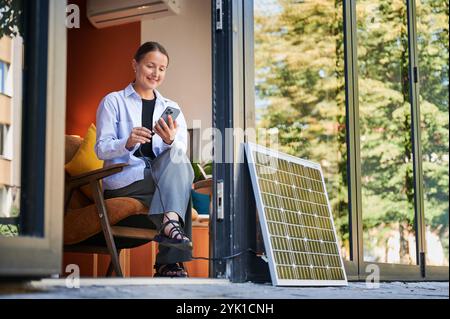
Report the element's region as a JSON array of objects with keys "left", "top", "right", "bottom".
[{"left": 125, "top": 127, "right": 153, "bottom": 150}]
